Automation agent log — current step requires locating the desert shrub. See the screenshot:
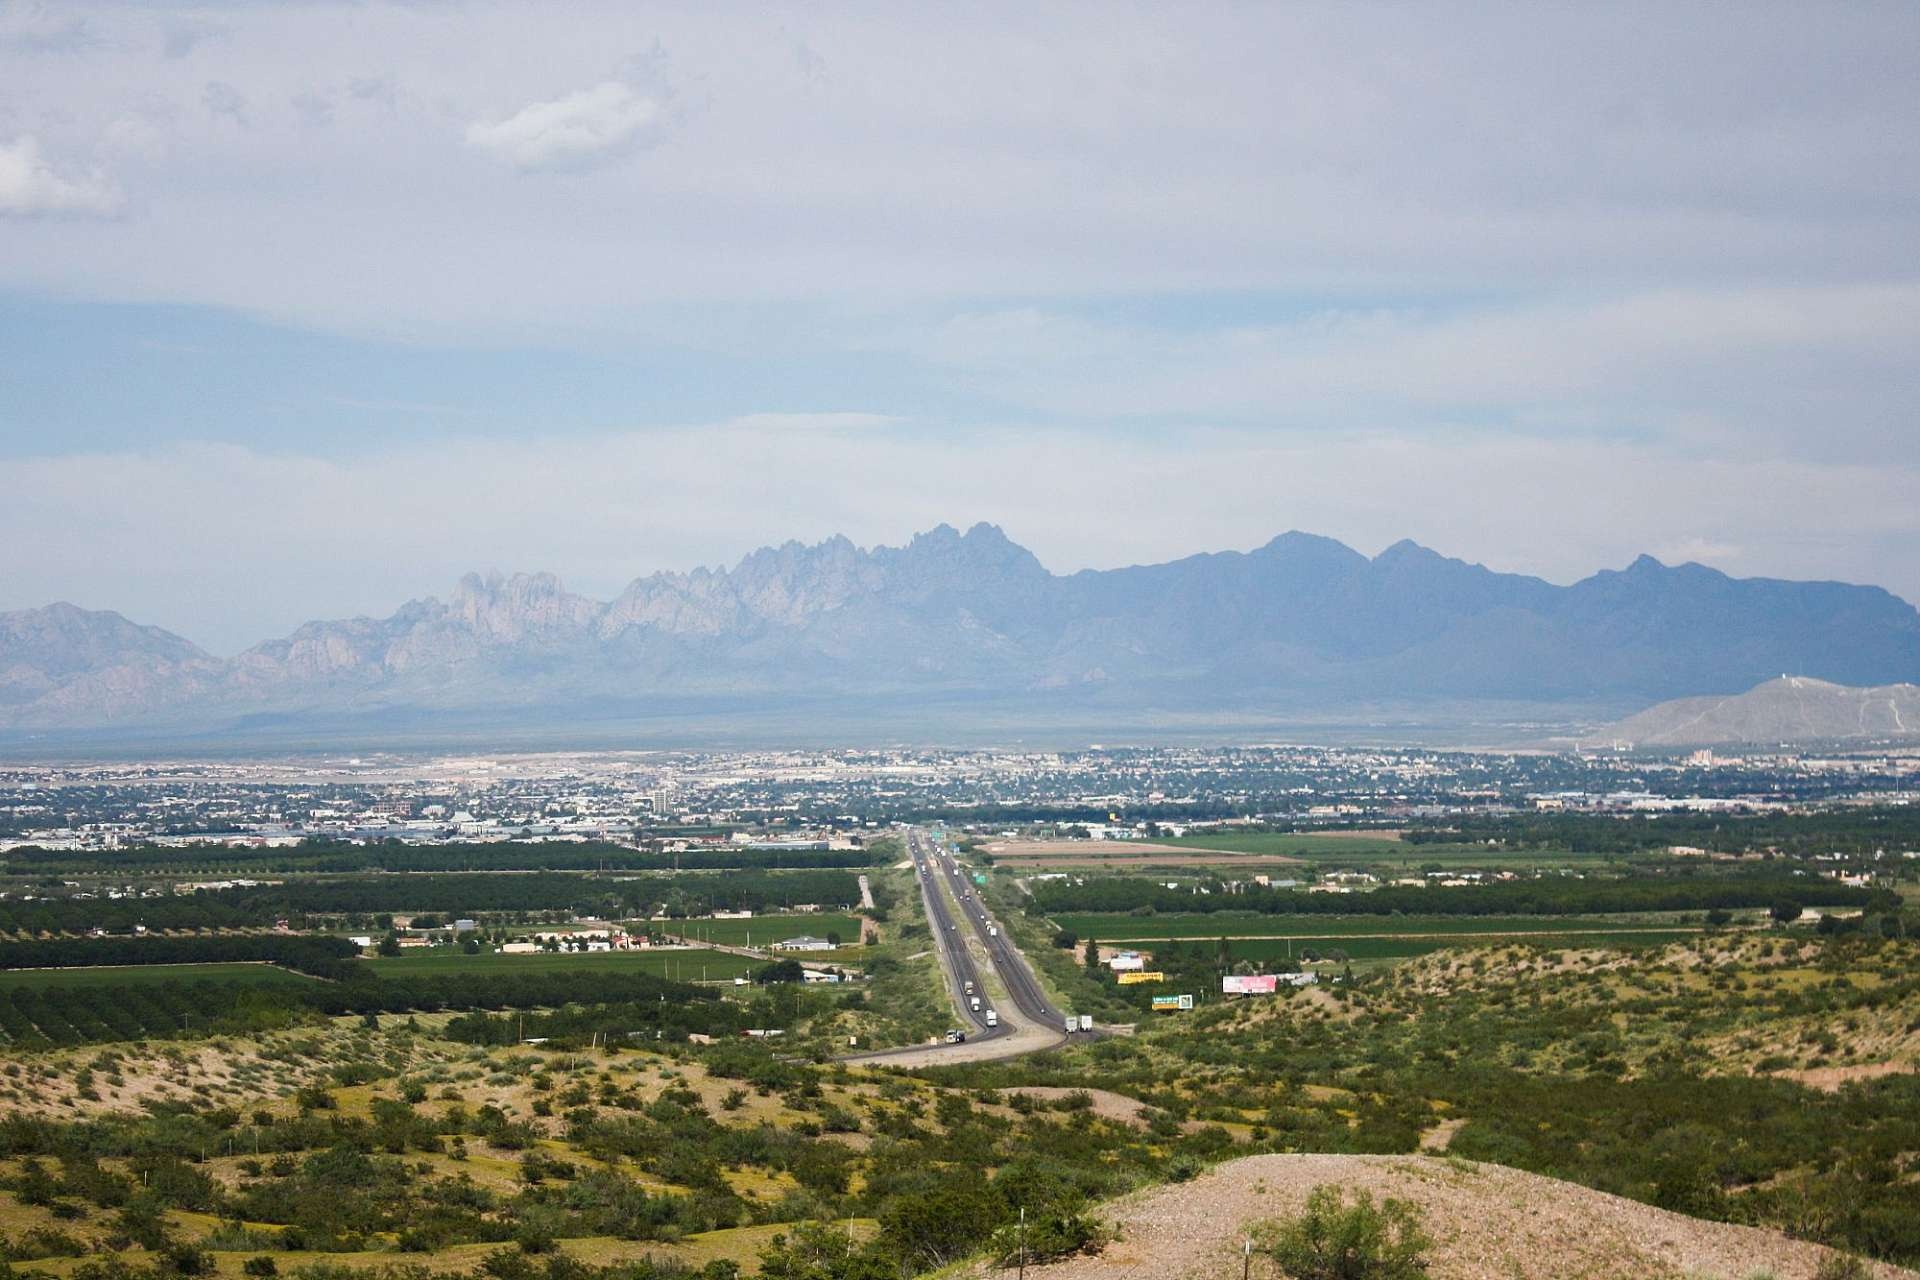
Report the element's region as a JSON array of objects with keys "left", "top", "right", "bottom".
[
  {"left": 988, "top": 1202, "right": 1108, "bottom": 1268},
  {"left": 1253, "top": 1185, "right": 1432, "bottom": 1280}
]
